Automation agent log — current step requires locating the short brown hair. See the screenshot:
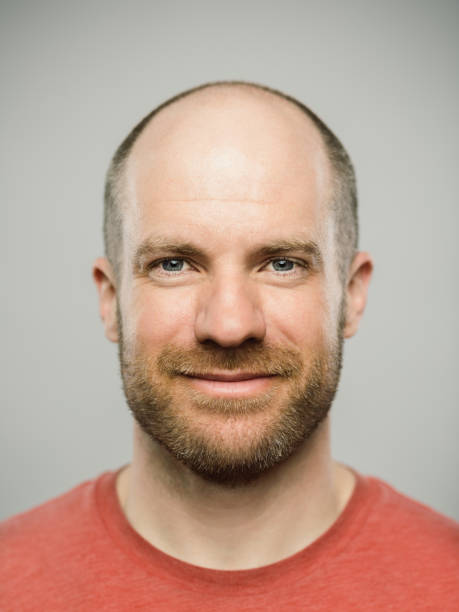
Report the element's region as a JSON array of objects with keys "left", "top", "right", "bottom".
[{"left": 104, "top": 81, "right": 358, "bottom": 284}]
